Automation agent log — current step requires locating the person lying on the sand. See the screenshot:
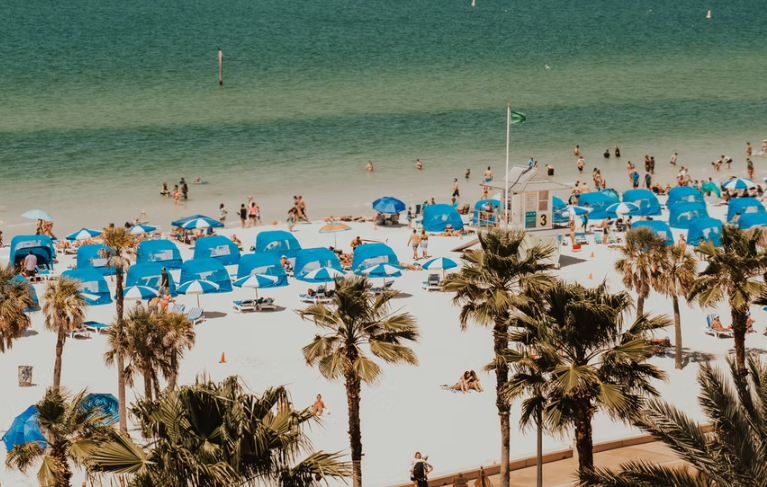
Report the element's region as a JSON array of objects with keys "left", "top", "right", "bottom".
[
  {"left": 467, "top": 371, "right": 483, "bottom": 392},
  {"left": 445, "top": 371, "right": 471, "bottom": 394},
  {"left": 438, "top": 225, "right": 457, "bottom": 237}
]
